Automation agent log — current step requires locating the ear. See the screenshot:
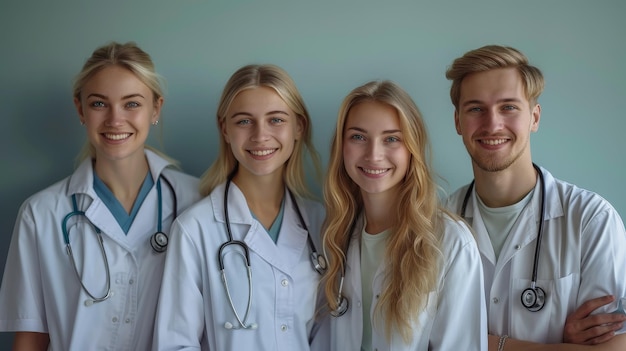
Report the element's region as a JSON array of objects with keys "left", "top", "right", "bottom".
[
  {"left": 74, "top": 97, "right": 85, "bottom": 125},
  {"left": 295, "top": 115, "right": 305, "bottom": 140},
  {"left": 454, "top": 110, "right": 462, "bottom": 135},
  {"left": 531, "top": 104, "right": 541, "bottom": 132},
  {"left": 220, "top": 118, "right": 230, "bottom": 144},
  {"left": 152, "top": 96, "right": 164, "bottom": 124}
]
